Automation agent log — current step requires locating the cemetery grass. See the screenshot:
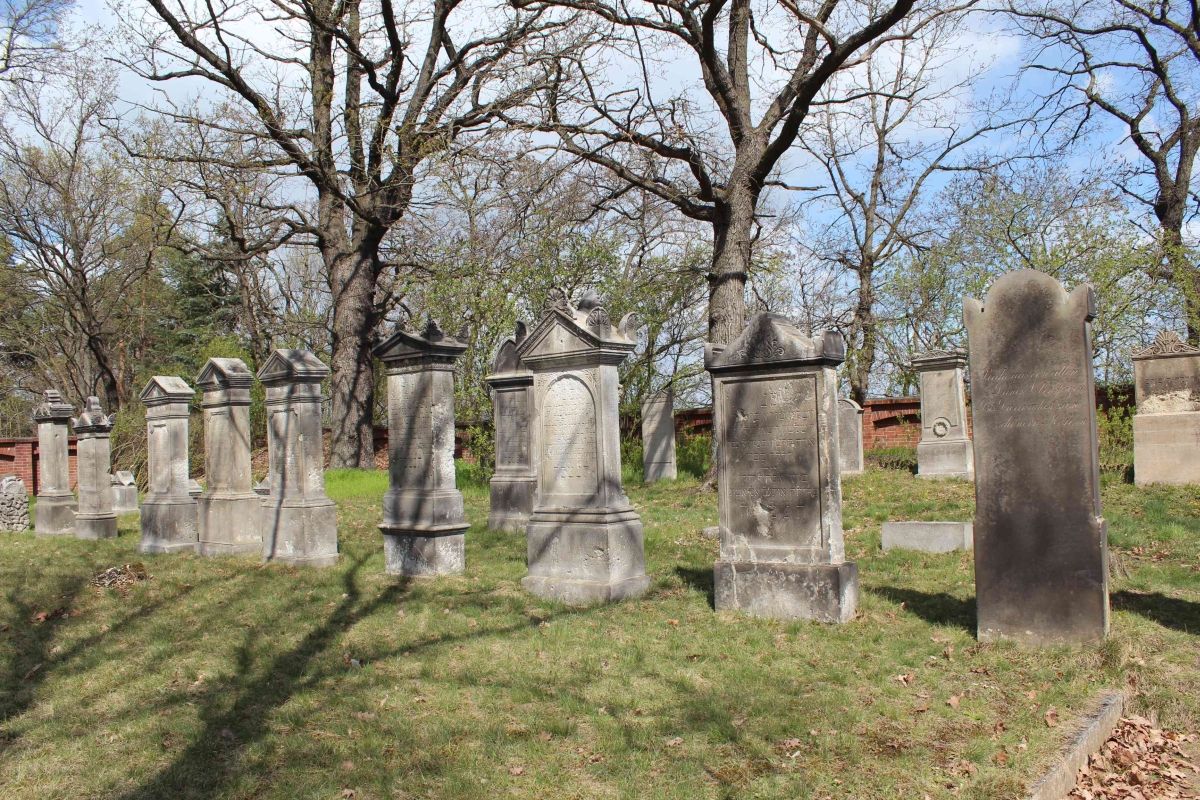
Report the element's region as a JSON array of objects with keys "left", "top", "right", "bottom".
[{"left": 0, "top": 471, "right": 1197, "bottom": 800}]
